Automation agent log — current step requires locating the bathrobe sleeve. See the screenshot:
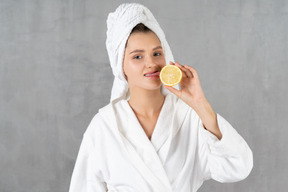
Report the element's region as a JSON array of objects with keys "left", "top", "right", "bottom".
[
  {"left": 69, "top": 133, "right": 107, "bottom": 192},
  {"left": 198, "top": 113, "right": 253, "bottom": 183}
]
